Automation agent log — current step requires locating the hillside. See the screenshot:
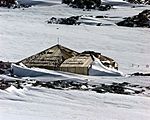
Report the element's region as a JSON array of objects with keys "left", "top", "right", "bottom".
[{"left": 0, "top": 0, "right": 150, "bottom": 119}]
